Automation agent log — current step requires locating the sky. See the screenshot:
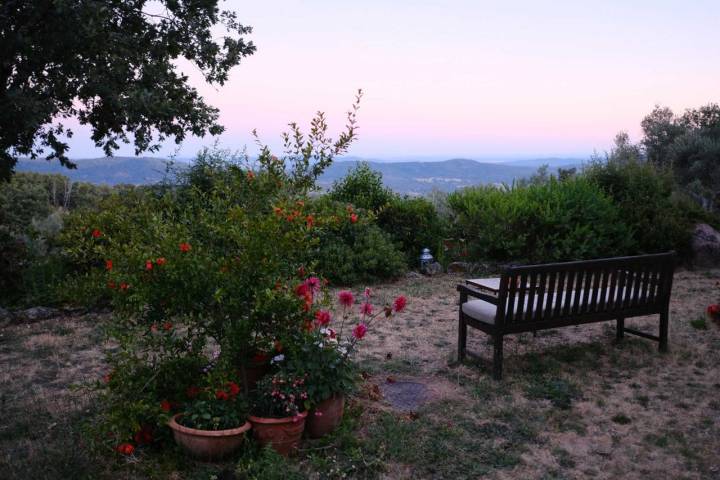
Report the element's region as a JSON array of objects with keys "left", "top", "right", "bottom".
[{"left": 65, "top": 0, "right": 720, "bottom": 161}]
